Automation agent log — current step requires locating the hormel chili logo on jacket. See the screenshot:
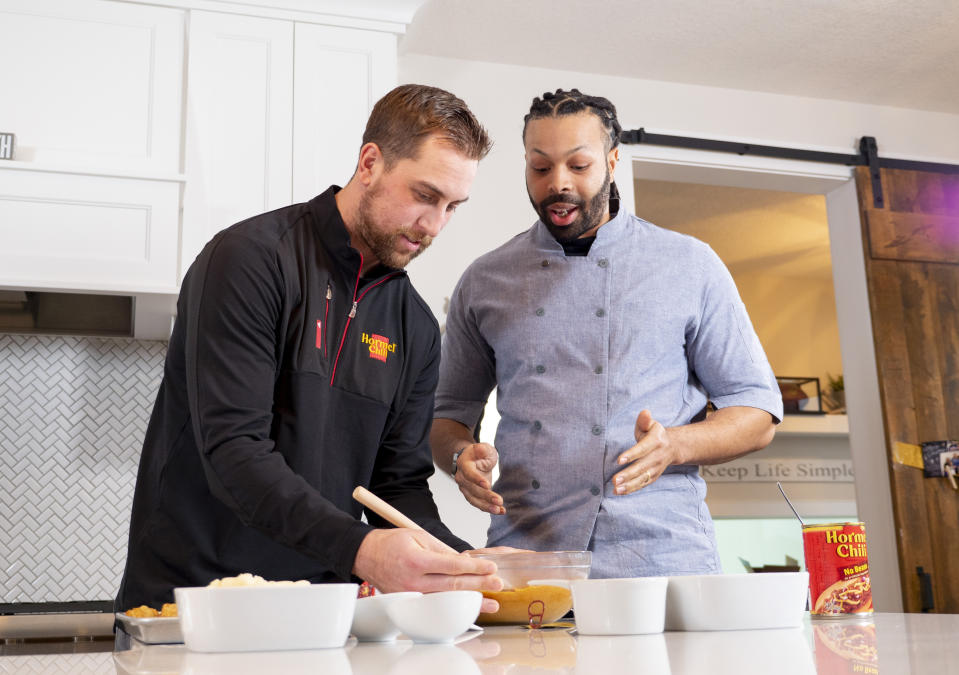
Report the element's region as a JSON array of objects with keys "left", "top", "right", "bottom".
[{"left": 361, "top": 333, "right": 395, "bottom": 362}]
